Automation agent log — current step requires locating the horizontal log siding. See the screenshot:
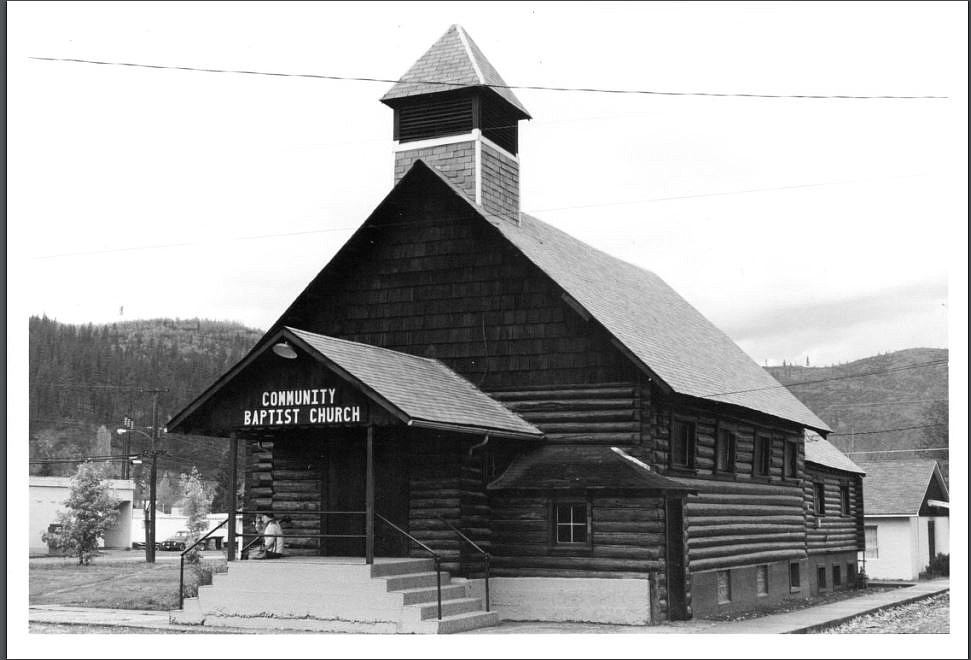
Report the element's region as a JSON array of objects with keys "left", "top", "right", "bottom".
[
  {"left": 280, "top": 189, "right": 636, "bottom": 388},
  {"left": 490, "top": 493, "right": 667, "bottom": 586},
  {"left": 648, "top": 397, "right": 810, "bottom": 572},
  {"left": 270, "top": 439, "right": 322, "bottom": 556},
  {"left": 487, "top": 382, "right": 640, "bottom": 444},
  {"left": 243, "top": 438, "right": 273, "bottom": 553},
  {"left": 804, "top": 465, "right": 864, "bottom": 556}
]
